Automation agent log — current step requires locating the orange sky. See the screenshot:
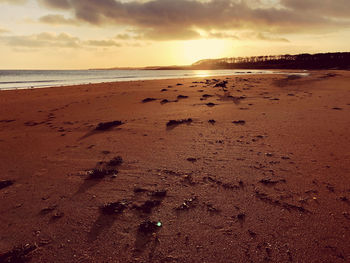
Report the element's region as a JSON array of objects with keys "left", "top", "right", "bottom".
[{"left": 0, "top": 0, "right": 349, "bottom": 69}]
